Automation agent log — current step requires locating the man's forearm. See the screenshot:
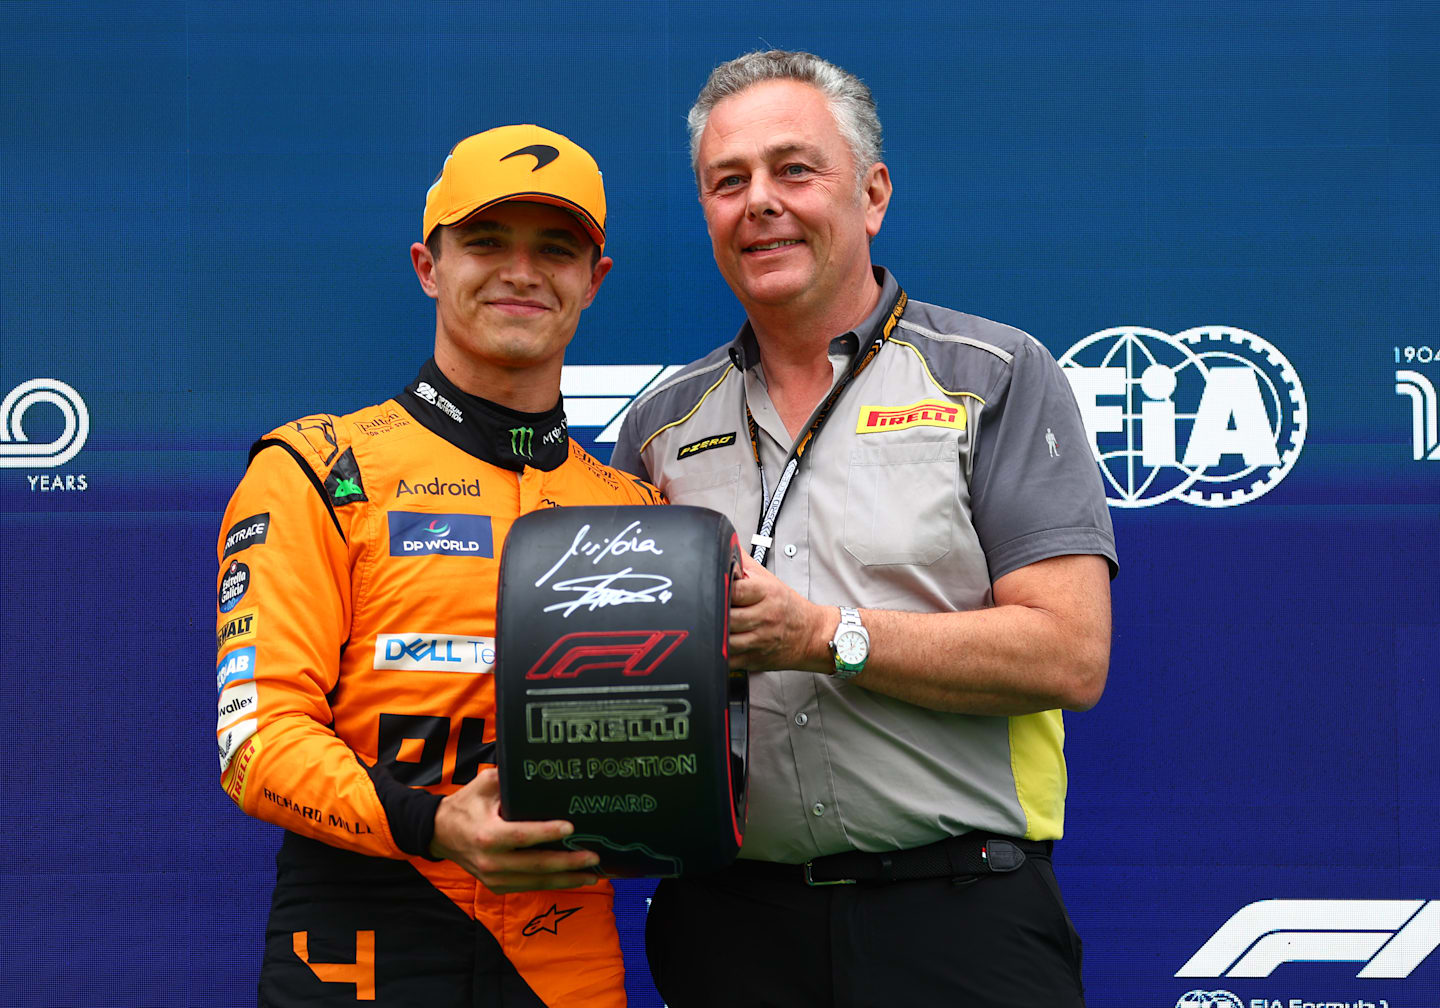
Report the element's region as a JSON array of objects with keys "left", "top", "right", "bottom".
[{"left": 731, "top": 553, "right": 1112, "bottom": 716}]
